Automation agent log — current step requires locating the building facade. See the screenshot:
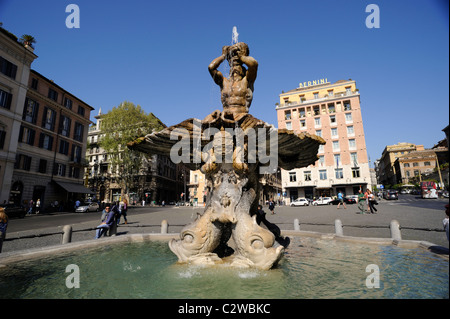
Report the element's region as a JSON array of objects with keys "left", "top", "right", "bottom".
[
  {"left": 0, "top": 27, "right": 38, "bottom": 203},
  {"left": 377, "top": 142, "right": 424, "bottom": 186},
  {"left": 276, "top": 79, "right": 371, "bottom": 202},
  {"left": 10, "top": 69, "right": 93, "bottom": 209},
  {"left": 86, "top": 110, "right": 188, "bottom": 205}
]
